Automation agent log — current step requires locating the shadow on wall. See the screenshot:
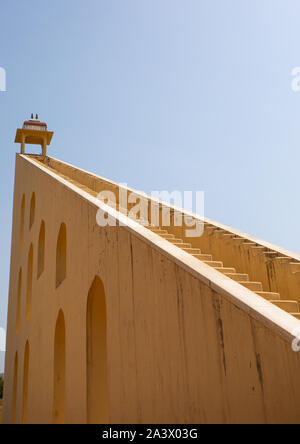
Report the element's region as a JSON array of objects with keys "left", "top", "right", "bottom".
[
  {"left": 86, "top": 276, "right": 108, "bottom": 424},
  {"left": 21, "top": 341, "right": 29, "bottom": 424},
  {"left": 56, "top": 224, "right": 67, "bottom": 288},
  {"left": 53, "top": 310, "right": 66, "bottom": 424}
]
